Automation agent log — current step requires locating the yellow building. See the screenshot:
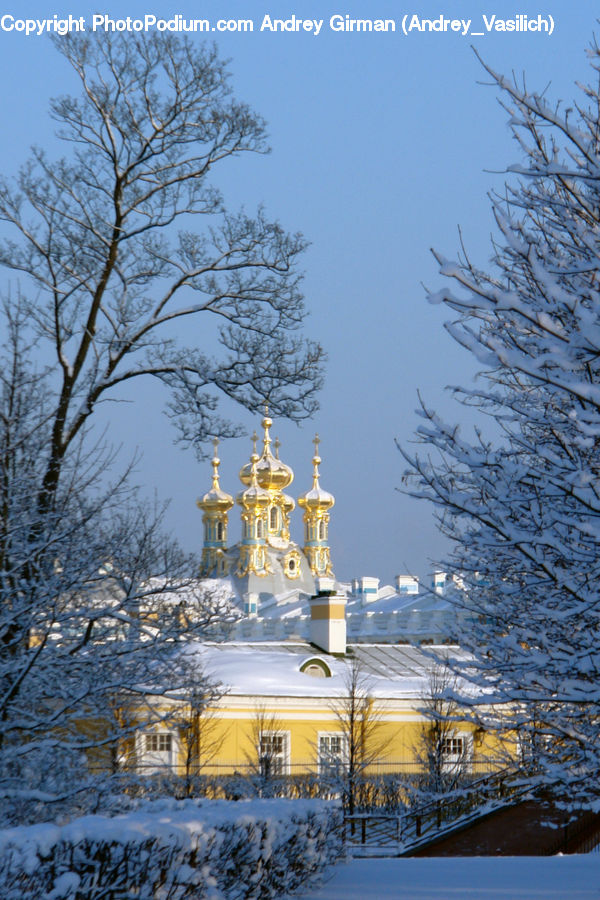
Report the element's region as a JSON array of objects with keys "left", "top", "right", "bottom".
[
  {"left": 133, "top": 637, "right": 502, "bottom": 779},
  {"left": 131, "top": 413, "right": 503, "bottom": 782}
]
